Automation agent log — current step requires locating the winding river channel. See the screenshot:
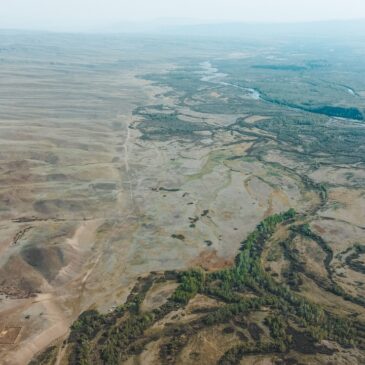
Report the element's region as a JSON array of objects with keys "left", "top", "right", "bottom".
[
  {"left": 200, "top": 61, "right": 261, "bottom": 100},
  {"left": 199, "top": 61, "right": 363, "bottom": 121}
]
